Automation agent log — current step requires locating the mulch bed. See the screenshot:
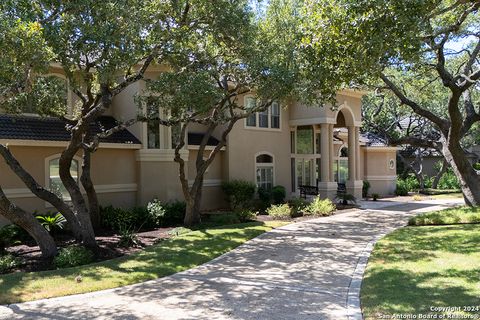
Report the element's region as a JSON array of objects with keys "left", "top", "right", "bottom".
[{"left": 4, "top": 227, "right": 175, "bottom": 273}]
